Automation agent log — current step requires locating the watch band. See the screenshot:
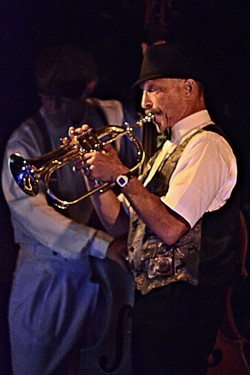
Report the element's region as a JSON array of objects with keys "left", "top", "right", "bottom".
[{"left": 115, "top": 172, "right": 134, "bottom": 188}]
